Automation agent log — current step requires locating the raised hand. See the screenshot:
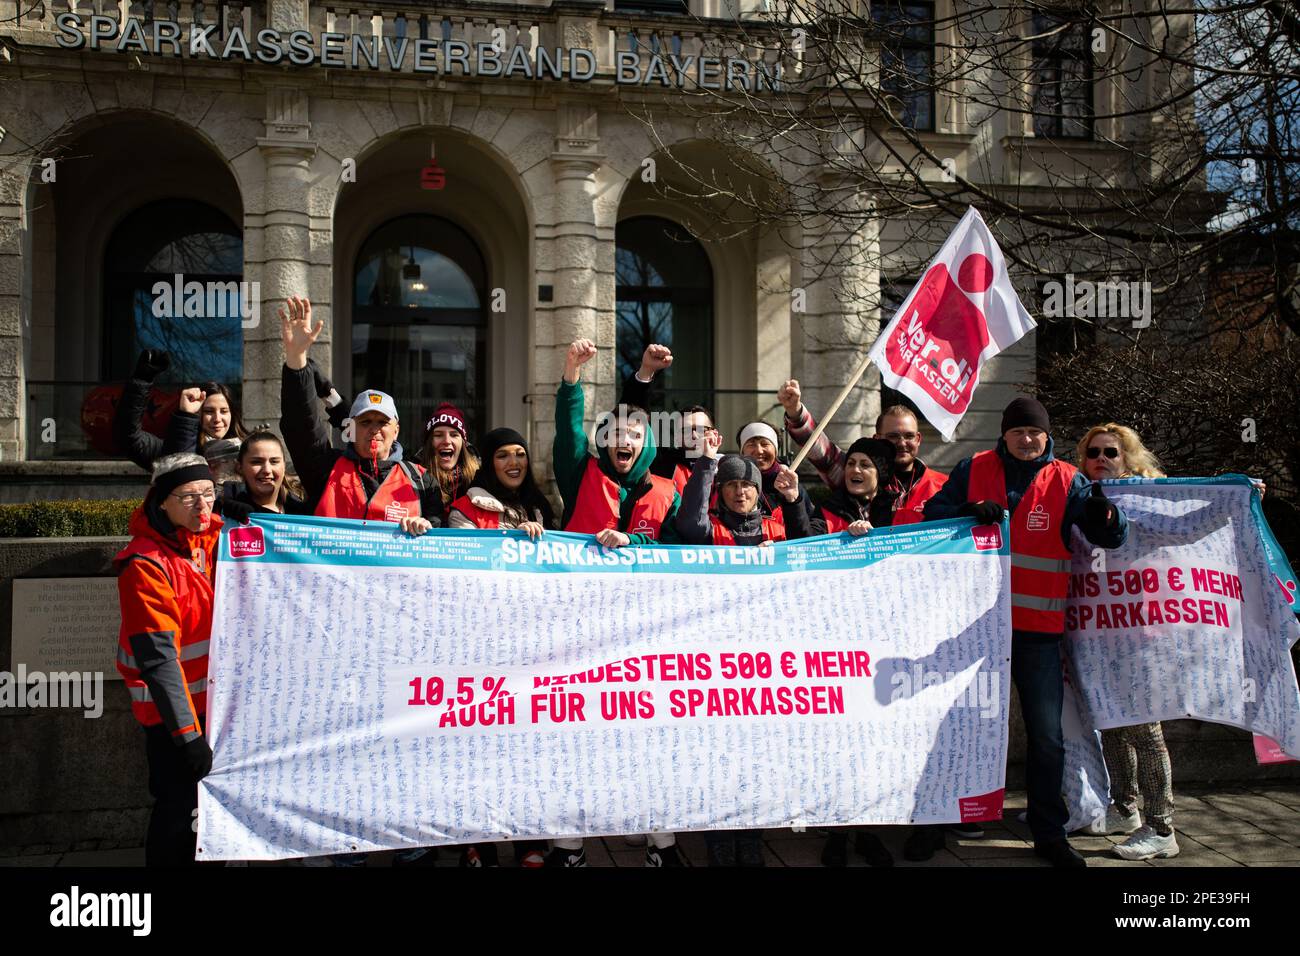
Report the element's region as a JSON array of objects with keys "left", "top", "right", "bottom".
[
  {"left": 638, "top": 343, "right": 674, "bottom": 379},
  {"left": 564, "top": 339, "right": 598, "bottom": 384},
  {"left": 178, "top": 386, "right": 206, "bottom": 415},
  {"left": 773, "top": 464, "right": 800, "bottom": 502},
  {"left": 279, "top": 295, "right": 323, "bottom": 370},
  {"left": 778, "top": 379, "right": 802, "bottom": 416}
]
